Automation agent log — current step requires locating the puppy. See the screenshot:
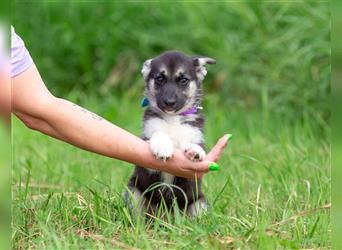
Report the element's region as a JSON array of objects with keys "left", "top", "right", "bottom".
[{"left": 125, "top": 51, "right": 216, "bottom": 217}]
